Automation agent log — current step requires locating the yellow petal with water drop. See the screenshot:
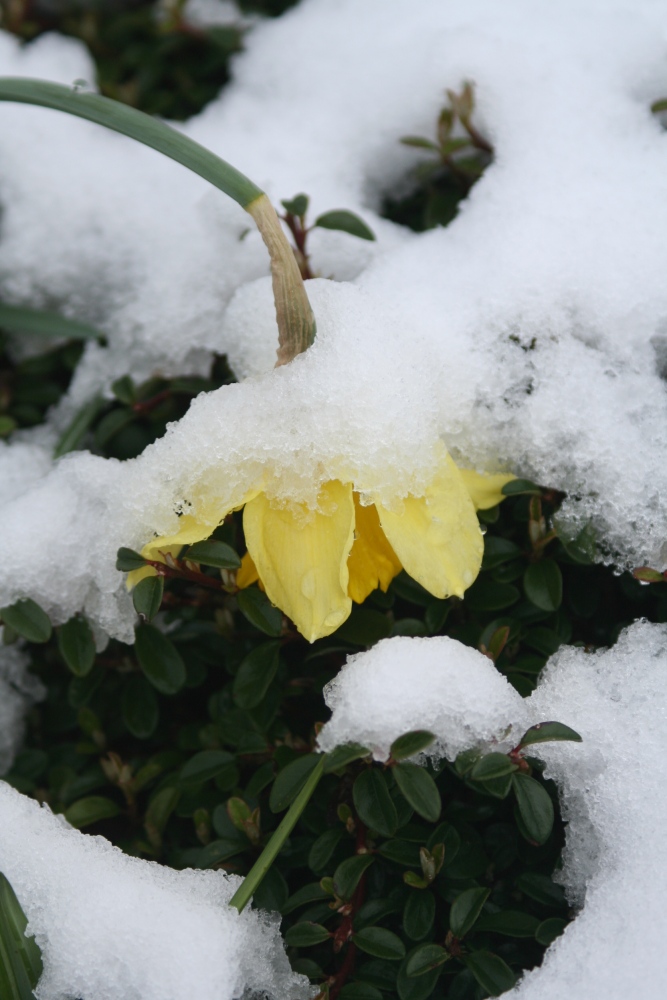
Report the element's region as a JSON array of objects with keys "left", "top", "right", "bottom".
[
  {"left": 458, "top": 469, "right": 516, "bottom": 510},
  {"left": 243, "top": 481, "right": 355, "bottom": 643},
  {"left": 375, "top": 451, "right": 483, "bottom": 599},
  {"left": 347, "top": 495, "right": 402, "bottom": 604}
]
